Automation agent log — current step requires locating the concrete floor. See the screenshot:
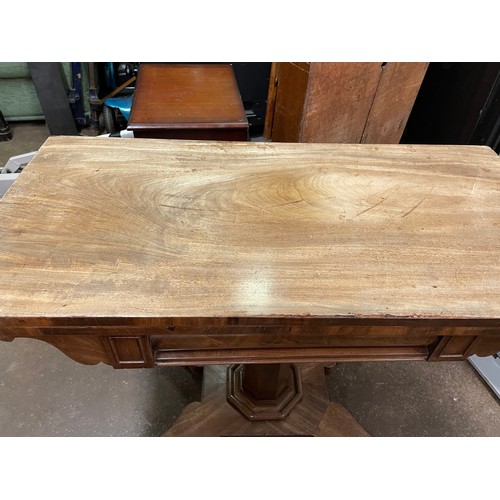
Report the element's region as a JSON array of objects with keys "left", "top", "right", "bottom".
[
  {"left": 0, "top": 121, "right": 50, "bottom": 165},
  {"left": 1, "top": 122, "right": 499, "bottom": 436},
  {"left": 1, "top": 339, "right": 498, "bottom": 437}
]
